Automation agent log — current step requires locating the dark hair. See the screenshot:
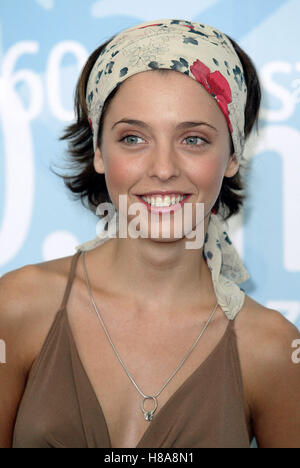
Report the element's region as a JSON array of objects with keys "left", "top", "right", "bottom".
[{"left": 53, "top": 33, "right": 261, "bottom": 221}]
